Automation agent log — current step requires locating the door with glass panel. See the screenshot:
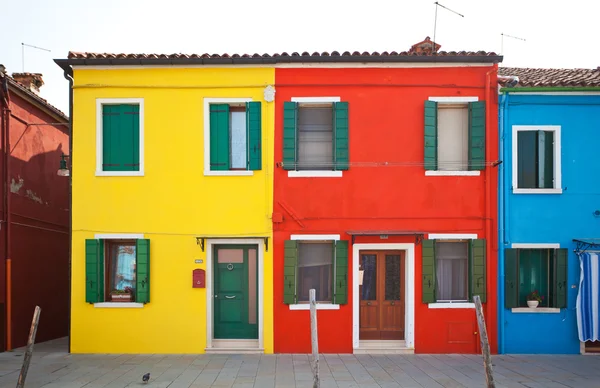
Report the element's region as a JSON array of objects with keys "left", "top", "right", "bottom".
[
  {"left": 359, "top": 250, "right": 405, "bottom": 340},
  {"left": 213, "top": 245, "right": 258, "bottom": 339}
]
